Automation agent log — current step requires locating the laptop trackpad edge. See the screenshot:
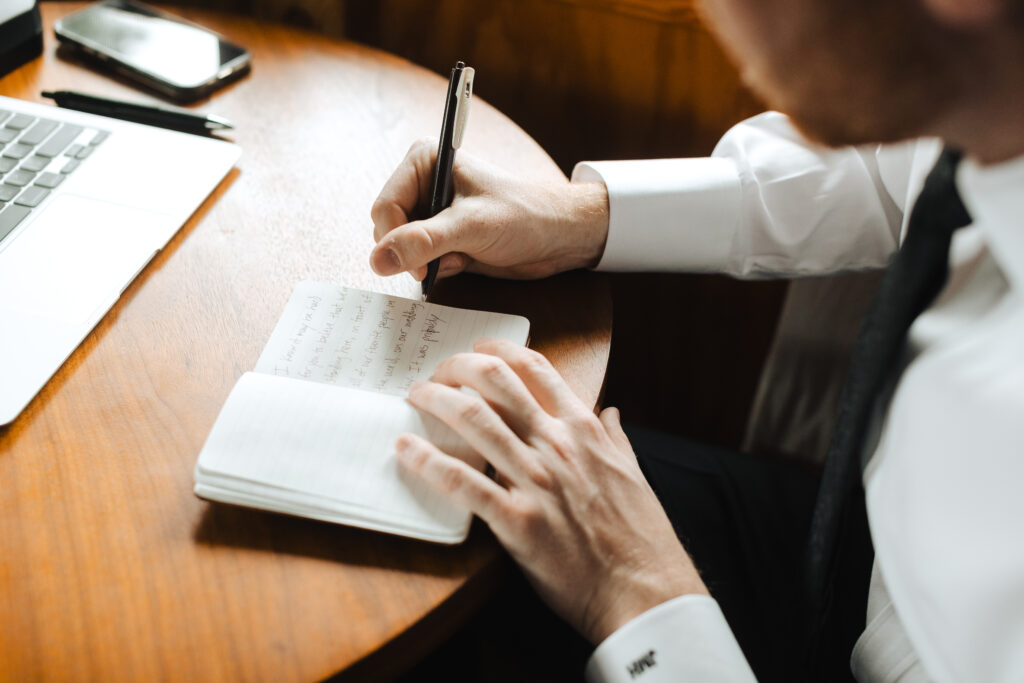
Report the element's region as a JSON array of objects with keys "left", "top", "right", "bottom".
[{"left": 0, "top": 195, "right": 172, "bottom": 324}]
